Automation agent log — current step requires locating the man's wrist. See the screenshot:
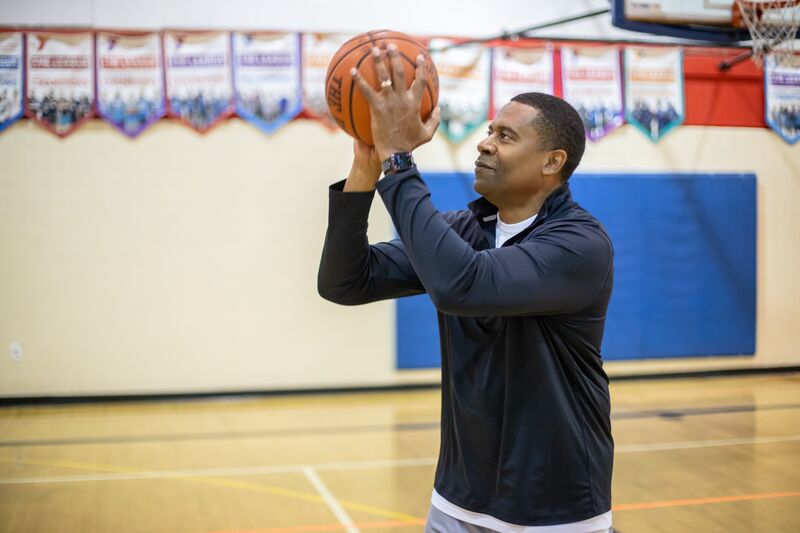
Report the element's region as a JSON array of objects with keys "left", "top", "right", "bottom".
[
  {"left": 380, "top": 151, "right": 415, "bottom": 176},
  {"left": 376, "top": 147, "right": 412, "bottom": 162}
]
